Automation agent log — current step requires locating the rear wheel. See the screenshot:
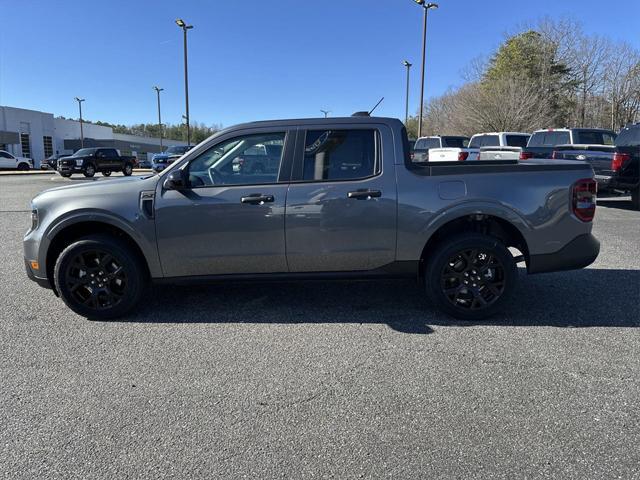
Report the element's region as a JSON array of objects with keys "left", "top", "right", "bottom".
[
  {"left": 53, "top": 235, "right": 145, "bottom": 320},
  {"left": 102, "top": 170, "right": 112, "bottom": 176},
  {"left": 632, "top": 186, "right": 639, "bottom": 211},
  {"left": 84, "top": 164, "right": 96, "bottom": 177},
  {"left": 425, "top": 233, "right": 518, "bottom": 321},
  {"left": 123, "top": 163, "right": 133, "bottom": 176}
]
